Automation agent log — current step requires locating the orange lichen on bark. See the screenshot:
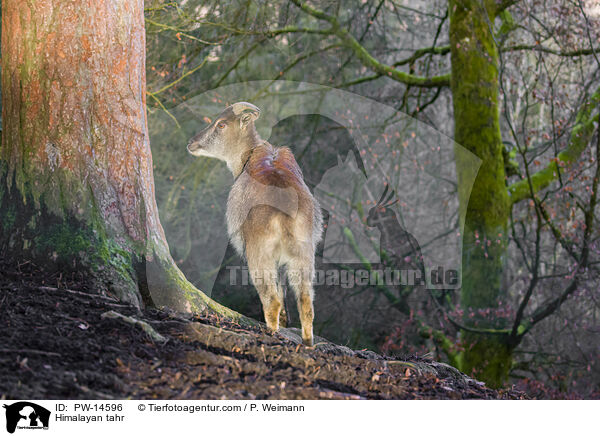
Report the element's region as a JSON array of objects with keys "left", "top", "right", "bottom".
[
  {"left": 1, "top": 0, "right": 165, "bottom": 245},
  {"left": 0, "top": 0, "right": 238, "bottom": 315}
]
